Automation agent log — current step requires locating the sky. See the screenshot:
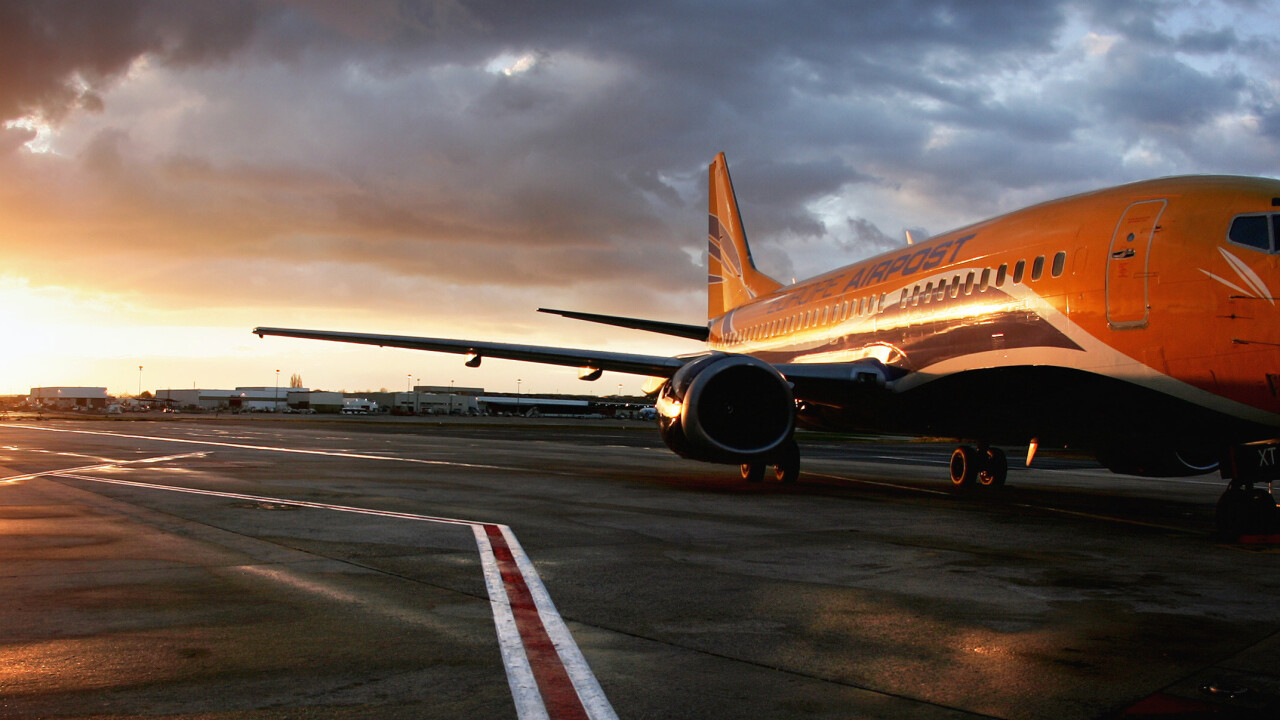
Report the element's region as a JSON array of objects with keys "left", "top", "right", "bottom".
[{"left": 2, "top": 0, "right": 1279, "bottom": 397}]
